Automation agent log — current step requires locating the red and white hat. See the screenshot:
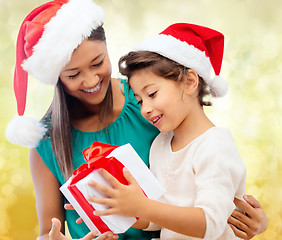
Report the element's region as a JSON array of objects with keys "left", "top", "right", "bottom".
[
  {"left": 6, "top": 0, "right": 104, "bottom": 148},
  {"left": 135, "top": 23, "right": 228, "bottom": 97}
]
